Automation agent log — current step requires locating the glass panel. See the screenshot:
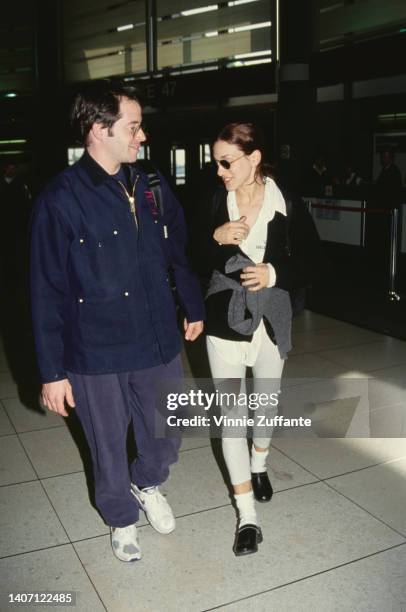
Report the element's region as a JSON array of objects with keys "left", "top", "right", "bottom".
[
  {"left": 316, "top": 0, "right": 406, "bottom": 48},
  {"left": 171, "top": 147, "right": 186, "bottom": 185},
  {"left": 67, "top": 146, "right": 150, "bottom": 166},
  {"left": 200, "top": 143, "right": 211, "bottom": 167},
  {"left": 64, "top": 0, "right": 147, "bottom": 82},
  {"left": 137, "top": 144, "right": 150, "bottom": 160},
  {"left": 68, "top": 147, "right": 85, "bottom": 165},
  {"left": 156, "top": 0, "right": 272, "bottom": 70}
]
